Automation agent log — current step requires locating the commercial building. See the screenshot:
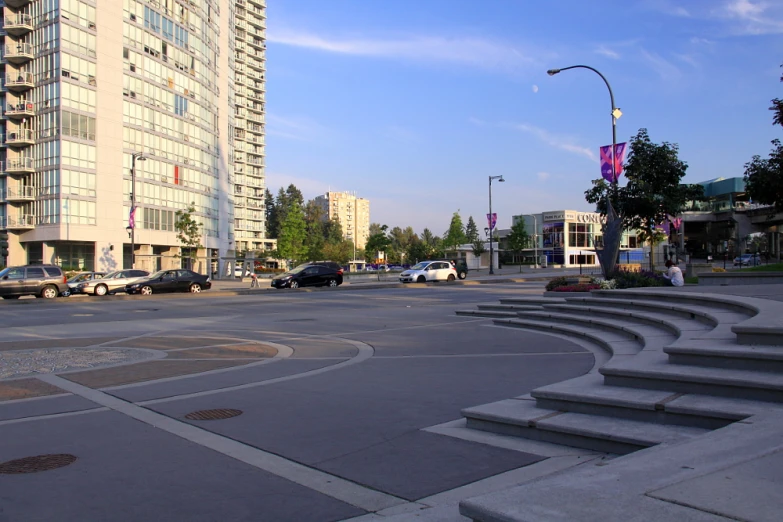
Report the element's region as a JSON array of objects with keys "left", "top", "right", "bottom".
[
  {"left": 509, "top": 210, "right": 643, "bottom": 268},
  {"left": 313, "top": 190, "right": 370, "bottom": 252},
  {"left": 0, "top": 0, "right": 266, "bottom": 275}
]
